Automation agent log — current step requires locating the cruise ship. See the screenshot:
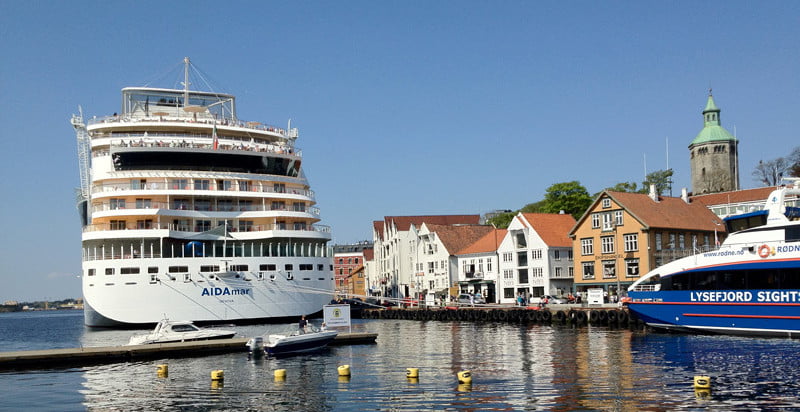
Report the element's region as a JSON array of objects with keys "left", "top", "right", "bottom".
[
  {"left": 627, "top": 181, "right": 800, "bottom": 337},
  {"left": 71, "top": 58, "right": 335, "bottom": 327}
]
